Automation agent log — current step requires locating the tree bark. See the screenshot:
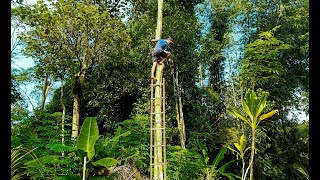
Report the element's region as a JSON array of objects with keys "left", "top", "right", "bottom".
[
  {"left": 178, "top": 96, "right": 185, "bottom": 148},
  {"left": 72, "top": 62, "right": 87, "bottom": 139},
  {"left": 60, "top": 78, "right": 66, "bottom": 156},
  {"left": 72, "top": 92, "right": 80, "bottom": 139}
]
